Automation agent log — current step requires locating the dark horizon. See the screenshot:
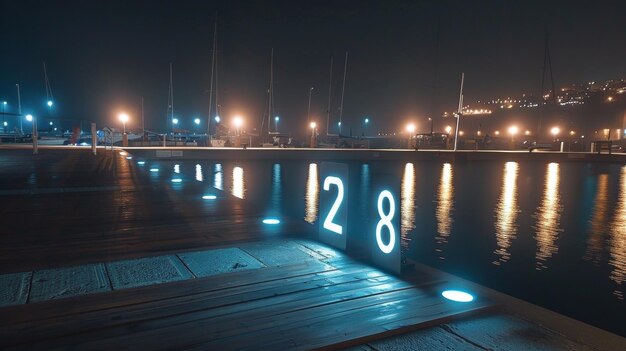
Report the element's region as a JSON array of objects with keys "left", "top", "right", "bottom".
[{"left": 1, "top": 0, "right": 625, "bottom": 136}]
